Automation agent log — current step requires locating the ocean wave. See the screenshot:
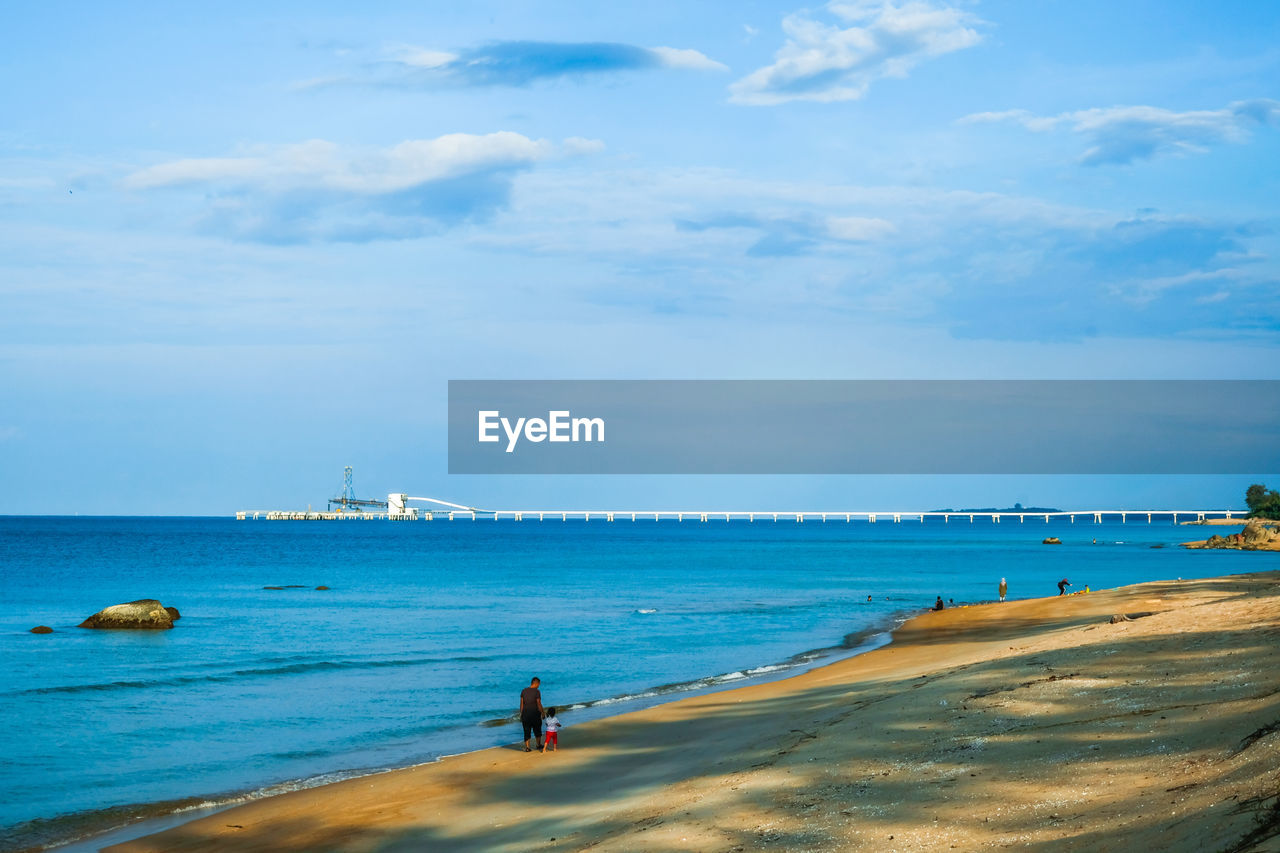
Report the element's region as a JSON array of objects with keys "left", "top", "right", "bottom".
[
  {"left": 476, "top": 620, "right": 899, "bottom": 725},
  {"left": 7, "top": 655, "right": 498, "bottom": 697}
]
